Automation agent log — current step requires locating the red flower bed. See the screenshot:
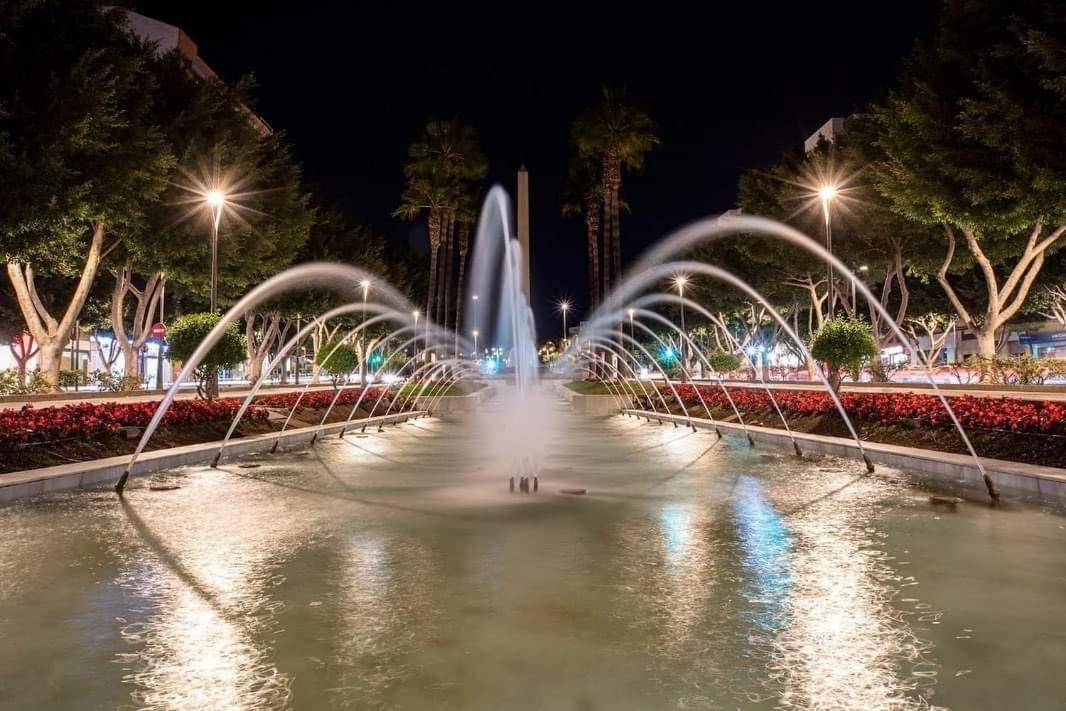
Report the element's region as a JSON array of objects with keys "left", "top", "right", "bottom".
[
  {"left": 0, "top": 398, "right": 269, "bottom": 447},
  {"left": 658, "top": 384, "right": 1066, "bottom": 435},
  {"left": 254, "top": 387, "right": 391, "bottom": 411}
]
